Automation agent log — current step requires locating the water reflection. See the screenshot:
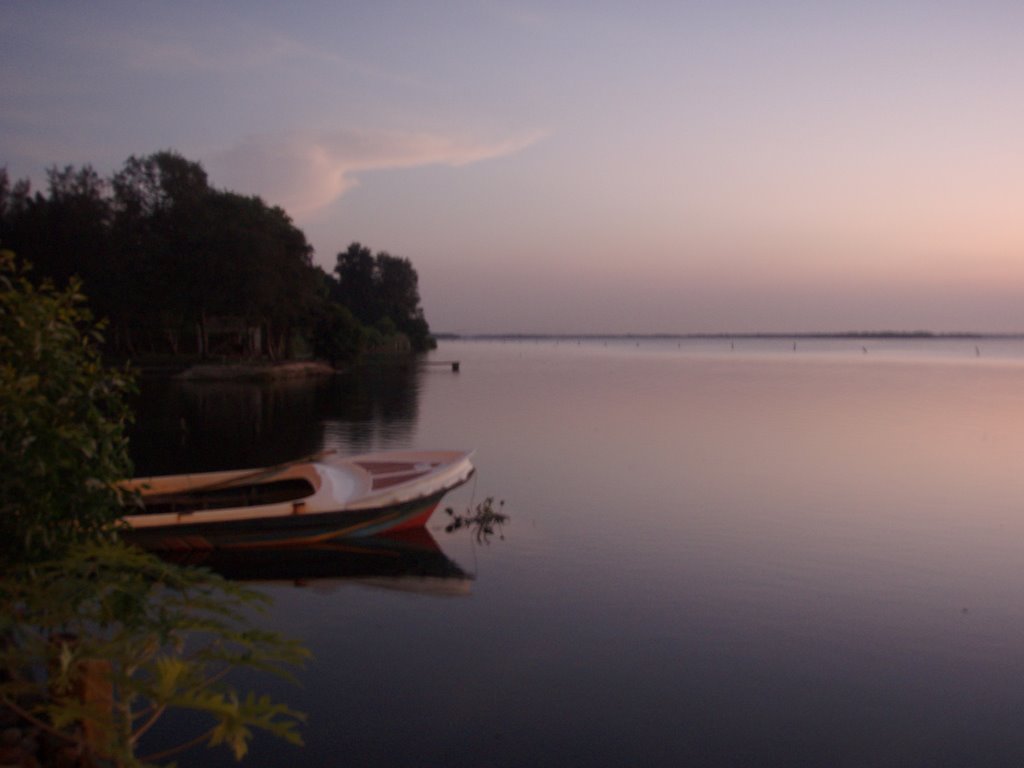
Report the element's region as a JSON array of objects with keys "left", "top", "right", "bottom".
[
  {"left": 130, "top": 361, "right": 423, "bottom": 475},
  {"left": 320, "top": 360, "right": 421, "bottom": 452},
  {"left": 157, "top": 529, "right": 472, "bottom": 597},
  {"left": 130, "top": 341, "right": 1024, "bottom": 767}
]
